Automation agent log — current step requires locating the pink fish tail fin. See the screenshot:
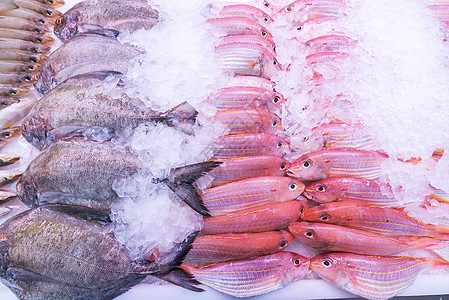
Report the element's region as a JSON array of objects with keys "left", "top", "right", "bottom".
[
  {"left": 424, "top": 256, "right": 449, "bottom": 270},
  {"left": 430, "top": 224, "right": 449, "bottom": 235},
  {"left": 412, "top": 237, "right": 449, "bottom": 250}
]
